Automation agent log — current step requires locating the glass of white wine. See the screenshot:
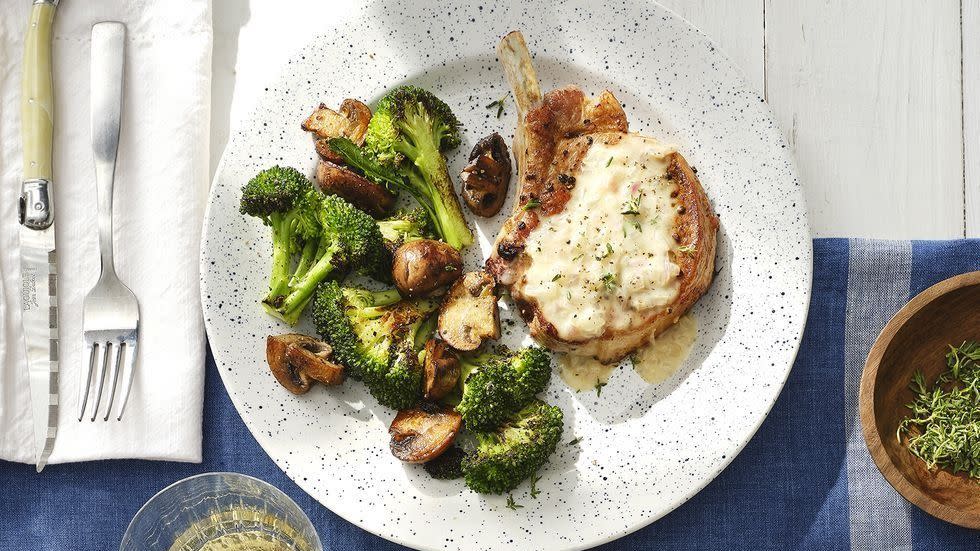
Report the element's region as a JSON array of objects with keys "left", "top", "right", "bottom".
[{"left": 120, "top": 473, "right": 321, "bottom": 551}]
